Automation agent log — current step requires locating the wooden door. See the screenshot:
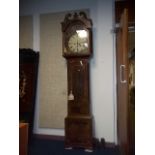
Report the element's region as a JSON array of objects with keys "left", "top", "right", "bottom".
[{"left": 116, "top": 8, "right": 129, "bottom": 155}]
